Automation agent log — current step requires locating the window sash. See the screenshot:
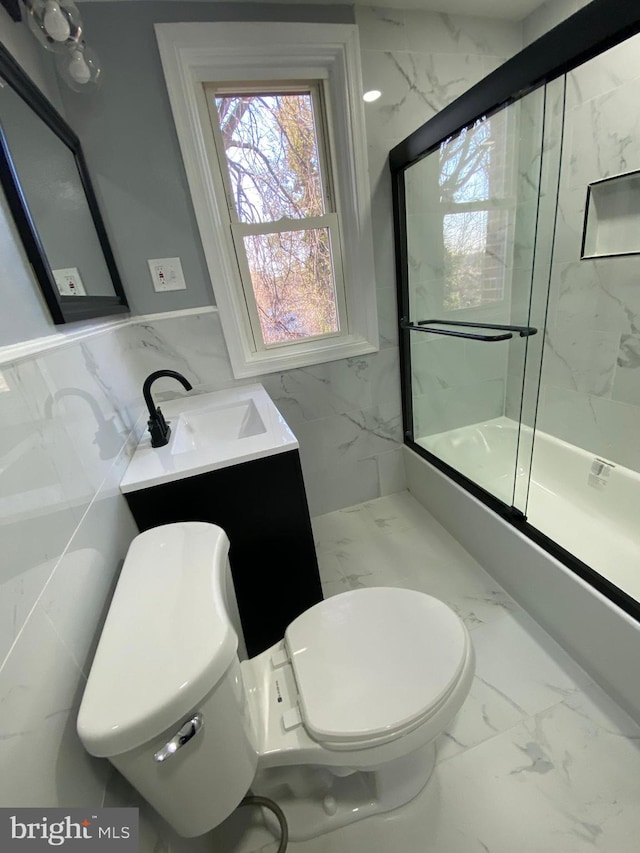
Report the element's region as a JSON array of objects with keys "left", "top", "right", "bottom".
[
  {"left": 208, "top": 83, "right": 336, "bottom": 226},
  {"left": 230, "top": 212, "right": 348, "bottom": 351},
  {"left": 204, "top": 82, "right": 349, "bottom": 352}
]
